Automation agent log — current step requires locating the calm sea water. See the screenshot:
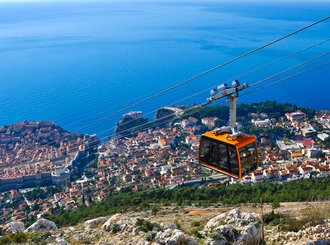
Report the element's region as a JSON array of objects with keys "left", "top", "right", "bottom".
[{"left": 0, "top": 1, "right": 329, "bottom": 137}]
